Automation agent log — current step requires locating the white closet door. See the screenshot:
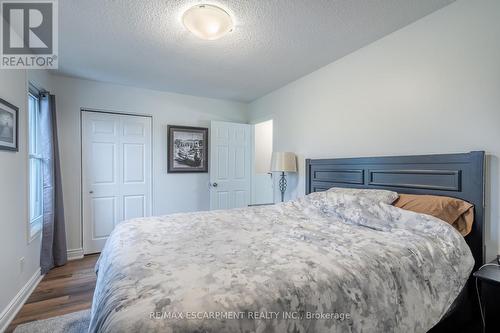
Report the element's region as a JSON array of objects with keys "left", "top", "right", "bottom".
[
  {"left": 209, "top": 121, "right": 251, "bottom": 210},
  {"left": 82, "top": 111, "right": 152, "bottom": 254}
]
